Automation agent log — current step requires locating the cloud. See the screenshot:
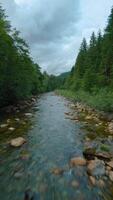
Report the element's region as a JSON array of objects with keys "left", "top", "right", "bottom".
[{"left": 1, "top": 0, "right": 113, "bottom": 74}]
